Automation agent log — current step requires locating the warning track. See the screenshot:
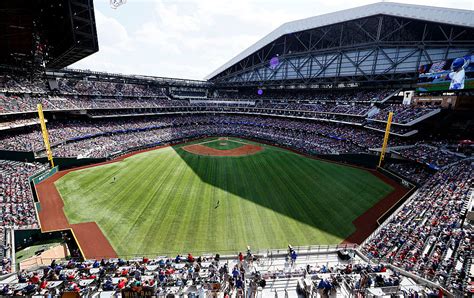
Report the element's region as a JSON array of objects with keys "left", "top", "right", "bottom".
[
  {"left": 36, "top": 171, "right": 118, "bottom": 259},
  {"left": 35, "top": 144, "right": 177, "bottom": 259},
  {"left": 342, "top": 171, "right": 409, "bottom": 244}
]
